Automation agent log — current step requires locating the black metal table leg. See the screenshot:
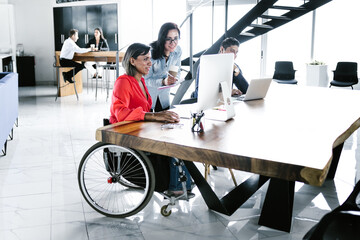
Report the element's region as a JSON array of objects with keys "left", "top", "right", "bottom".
[
  {"left": 258, "top": 178, "right": 295, "bottom": 232},
  {"left": 326, "top": 142, "right": 344, "bottom": 180},
  {"left": 184, "top": 161, "right": 269, "bottom": 216}
]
